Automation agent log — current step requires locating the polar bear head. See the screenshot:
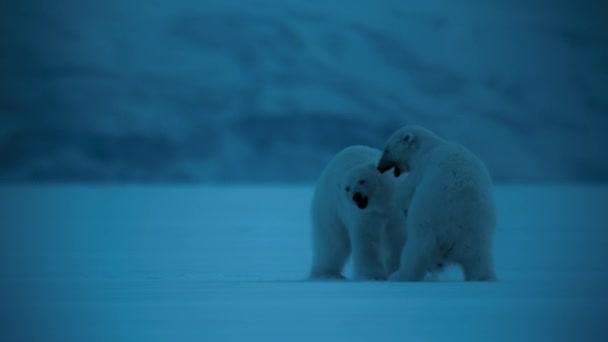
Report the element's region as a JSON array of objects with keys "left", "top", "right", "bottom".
[
  {"left": 343, "top": 163, "right": 382, "bottom": 210},
  {"left": 377, "top": 125, "right": 443, "bottom": 177}
]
